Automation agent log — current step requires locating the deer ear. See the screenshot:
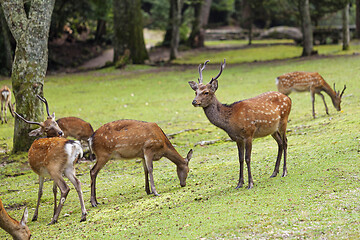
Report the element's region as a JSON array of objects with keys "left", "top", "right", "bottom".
[
  {"left": 209, "top": 79, "right": 218, "bottom": 92},
  {"left": 188, "top": 81, "right": 198, "bottom": 91},
  {"left": 29, "top": 127, "right": 43, "bottom": 137},
  {"left": 186, "top": 149, "right": 193, "bottom": 162},
  {"left": 20, "top": 207, "right": 28, "bottom": 226}
]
